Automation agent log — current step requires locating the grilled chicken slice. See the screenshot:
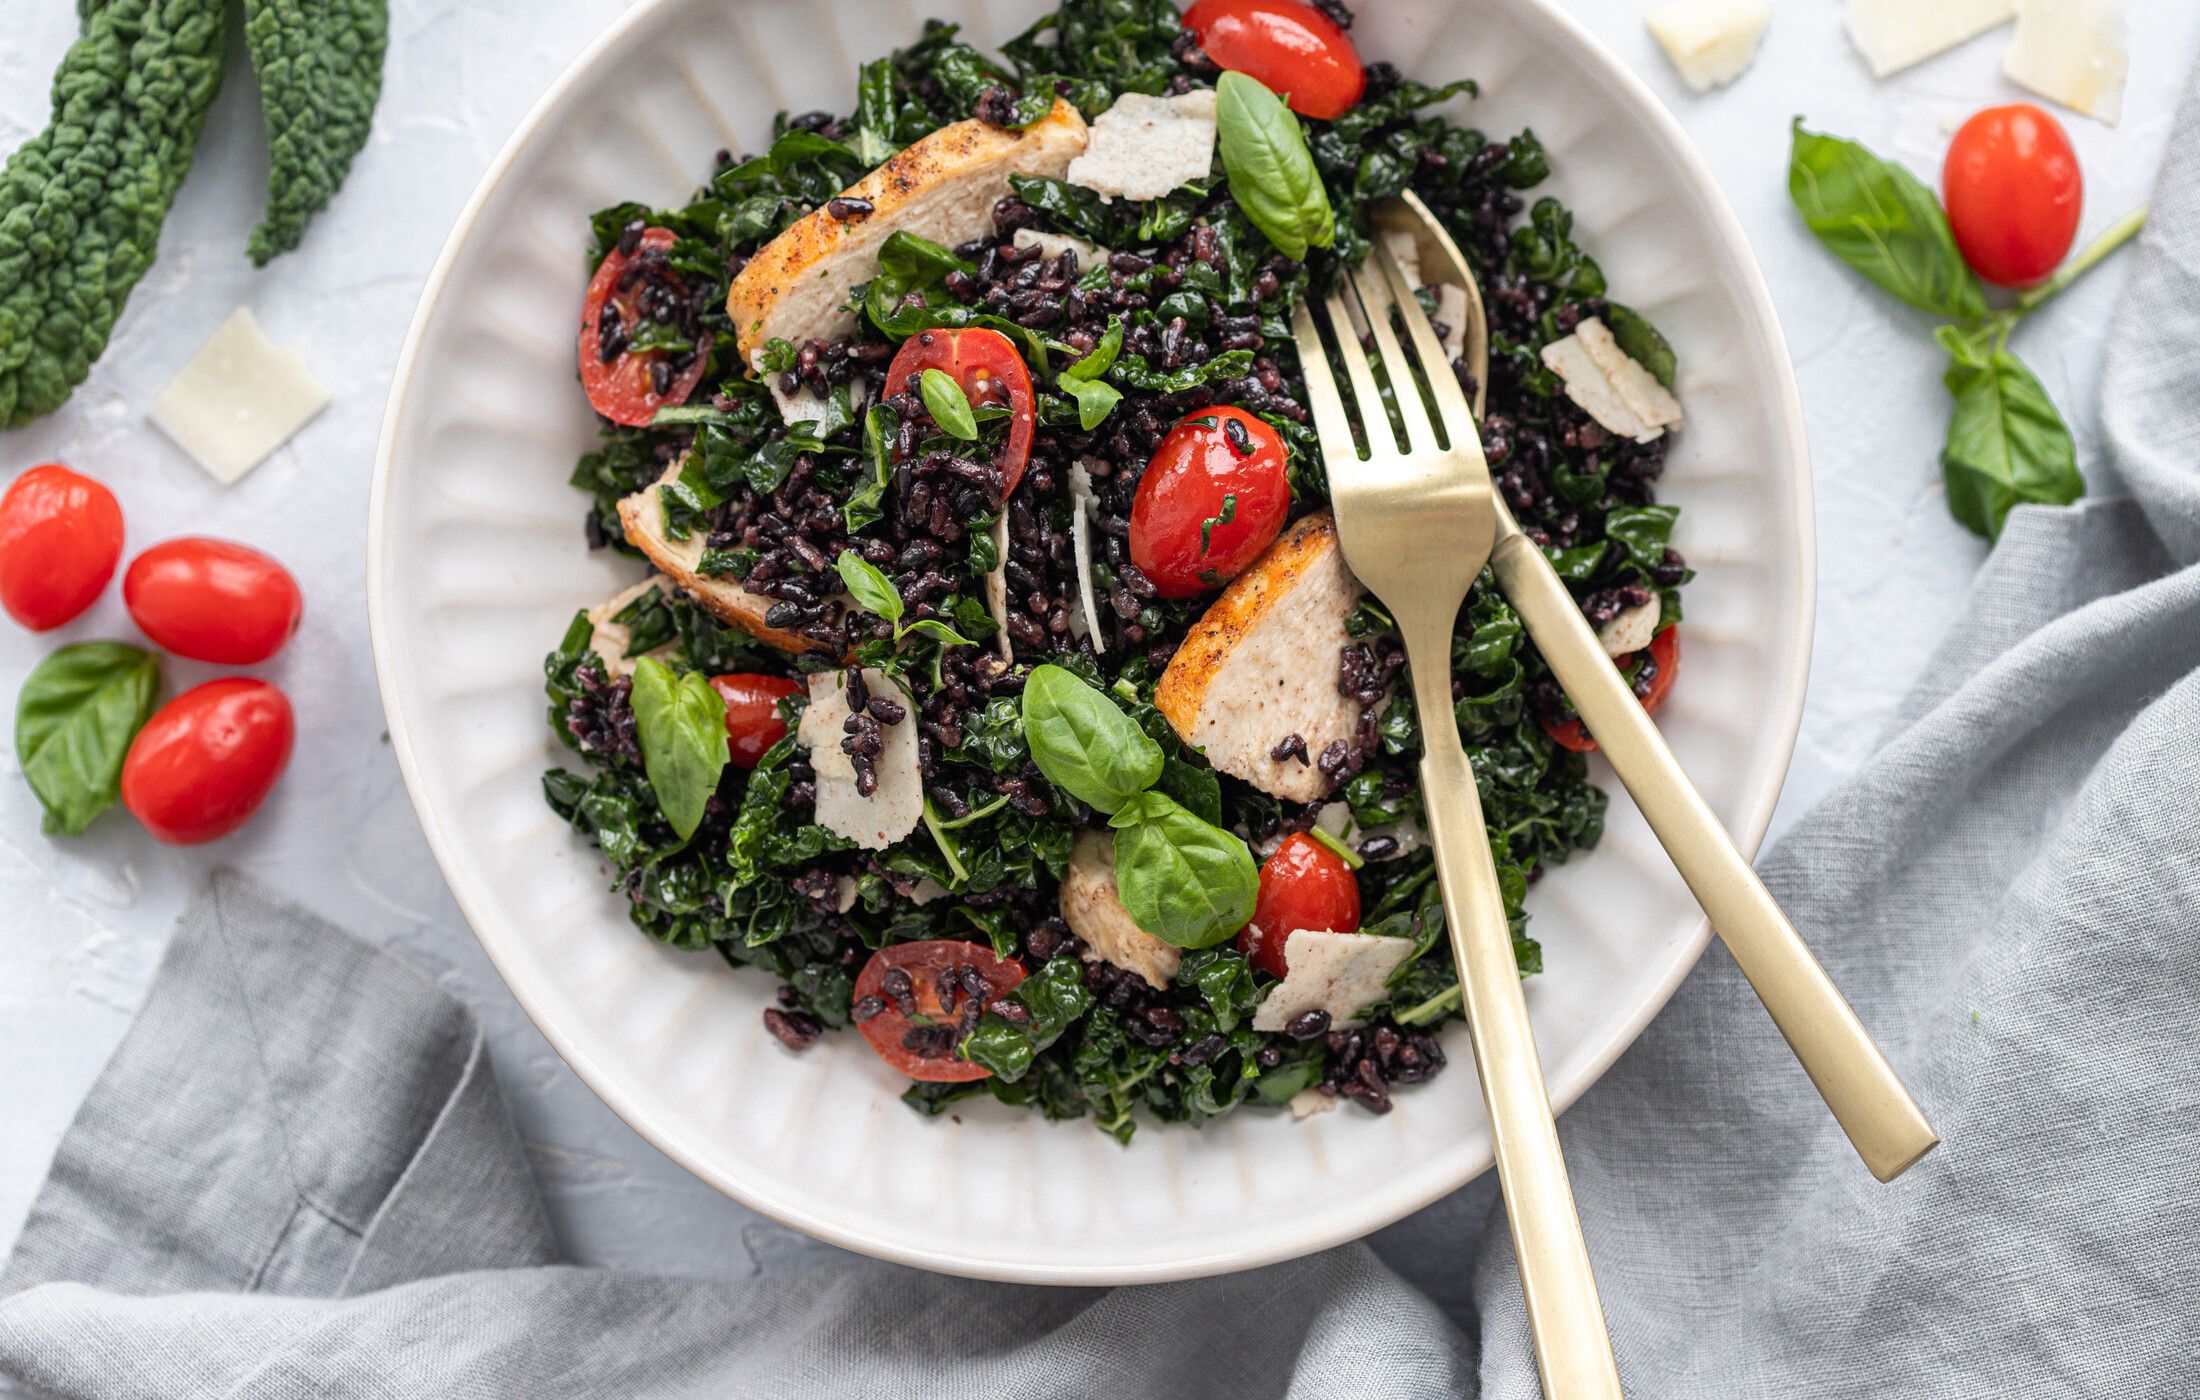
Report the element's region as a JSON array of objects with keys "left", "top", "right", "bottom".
[
  {"left": 725, "top": 100, "right": 1089, "bottom": 361},
  {"left": 1154, "top": 511, "right": 1366, "bottom": 804},
  {"left": 615, "top": 459, "right": 825, "bottom": 654},
  {"left": 1059, "top": 831, "right": 1182, "bottom": 991}
]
